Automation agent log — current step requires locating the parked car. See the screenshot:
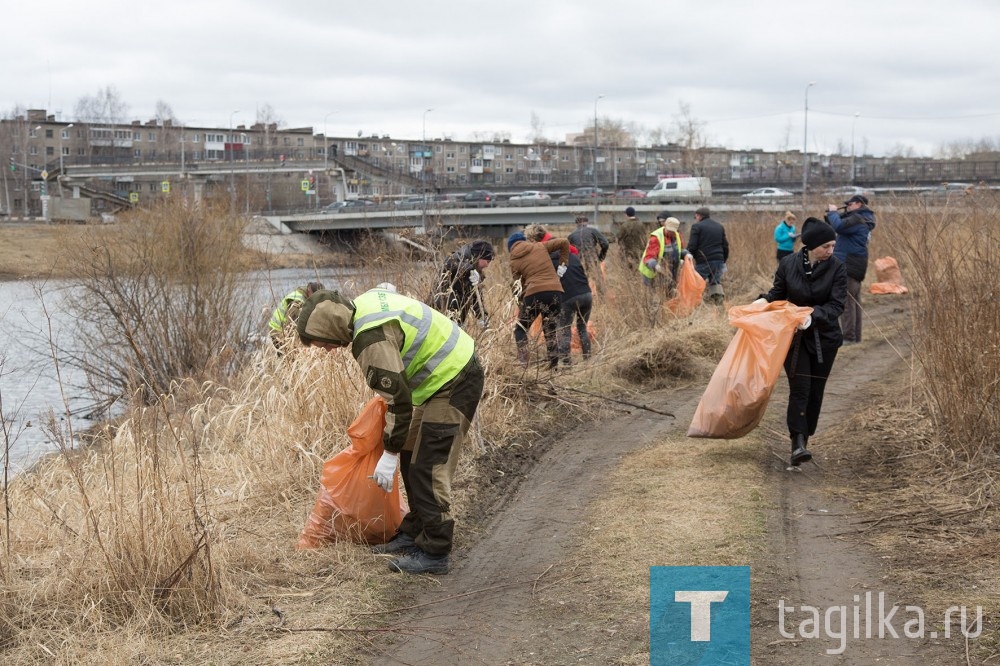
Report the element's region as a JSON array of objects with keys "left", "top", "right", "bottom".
[
  {"left": 824, "top": 186, "right": 874, "bottom": 200},
  {"left": 508, "top": 190, "right": 551, "bottom": 202},
  {"left": 559, "top": 186, "right": 604, "bottom": 200},
  {"left": 463, "top": 190, "right": 497, "bottom": 207},
  {"left": 741, "top": 187, "right": 795, "bottom": 201},
  {"left": 613, "top": 188, "right": 647, "bottom": 199}
]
